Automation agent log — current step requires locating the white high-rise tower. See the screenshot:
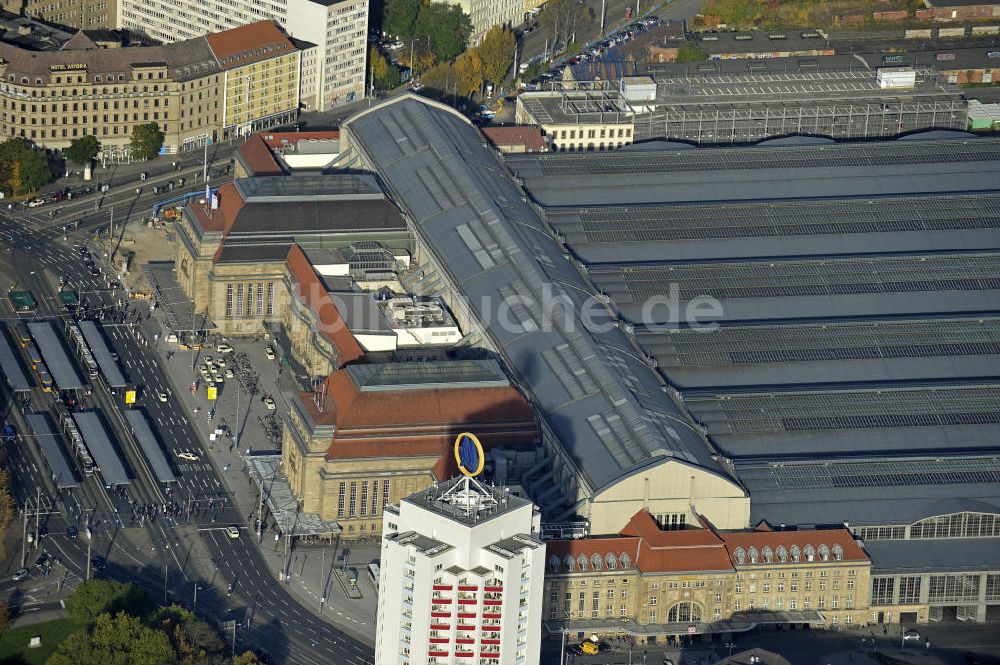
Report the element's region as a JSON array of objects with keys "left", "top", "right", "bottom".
[{"left": 375, "top": 434, "right": 545, "bottom": 665}]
